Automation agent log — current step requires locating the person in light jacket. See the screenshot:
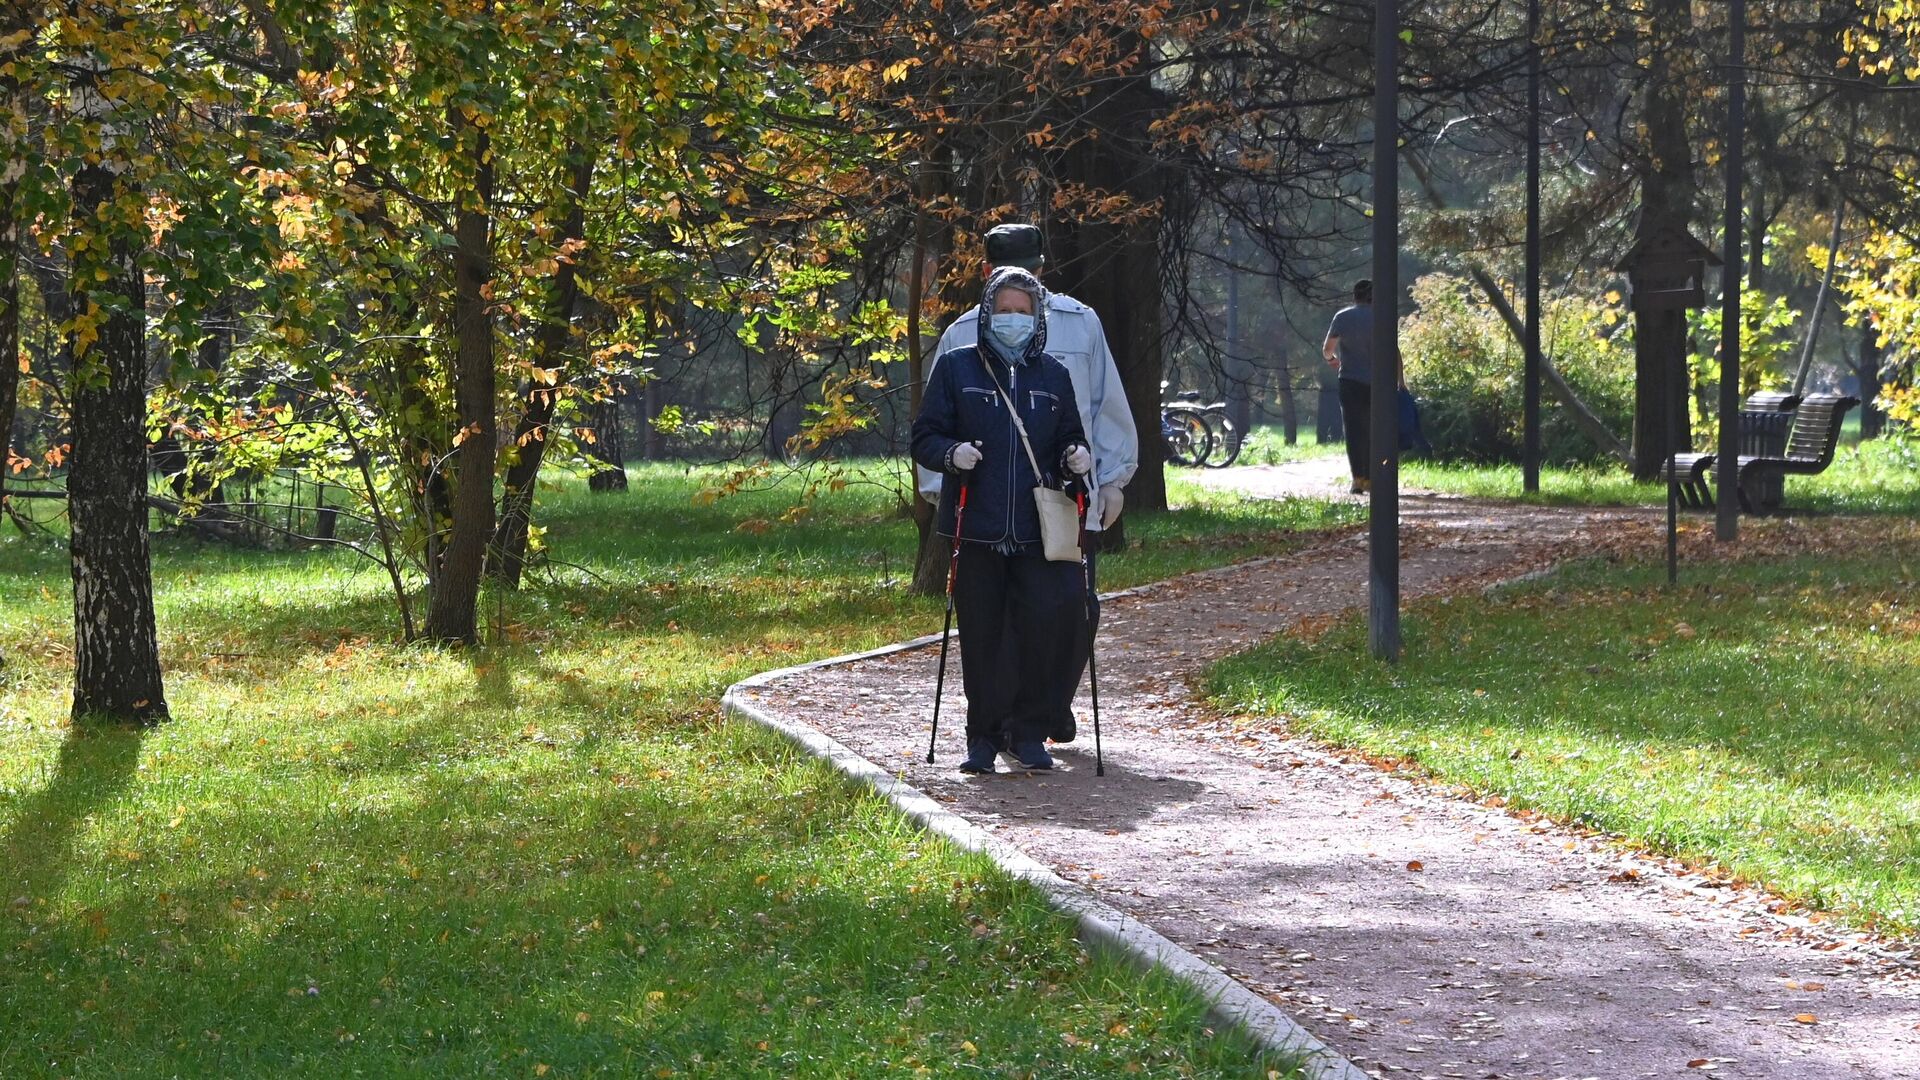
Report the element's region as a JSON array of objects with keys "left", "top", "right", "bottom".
[
  {"left": 912, "top": 267, "right": 1092, "bottom": 774},
  {"left": 918, "top": 223, "right": 1137, "bottom": 744}
]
